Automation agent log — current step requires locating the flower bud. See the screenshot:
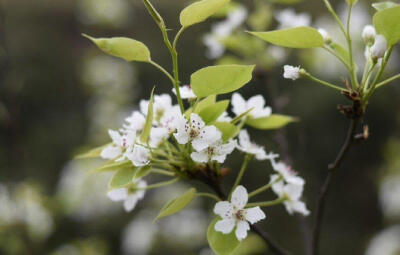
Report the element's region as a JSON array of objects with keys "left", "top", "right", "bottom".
[
  {"left": 370, "top": 34, "right": 387, "bottom": 61},
  {"left": 362, "top": 25, "right": 376, "bottom": 45},
  {"left": 318, "top": 28, "right": 332, "bottom": 44},
  {"left": 283, "top": 65, "right": 301, "bottom": 81}
]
